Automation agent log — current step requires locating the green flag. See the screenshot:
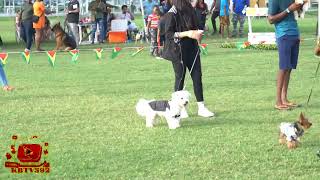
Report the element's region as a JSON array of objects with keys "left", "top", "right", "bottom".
[
  {"left": 46, "top": 50, "right": 56, "bottom": 67},
  {"left": 21, "top": 51, "right": 31, "bottom": 64},
  {"left": 94, "top": 48, "right": 103, "bottom": 60},
  {"left": 111, "top": 47, "right": 122, "bottom": 59},
  {"left": 0, "top": 53, "right": 8, "bottom": 67},
  {"left": 69, "top": 49, "right": 79, "bottom": 62}
]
